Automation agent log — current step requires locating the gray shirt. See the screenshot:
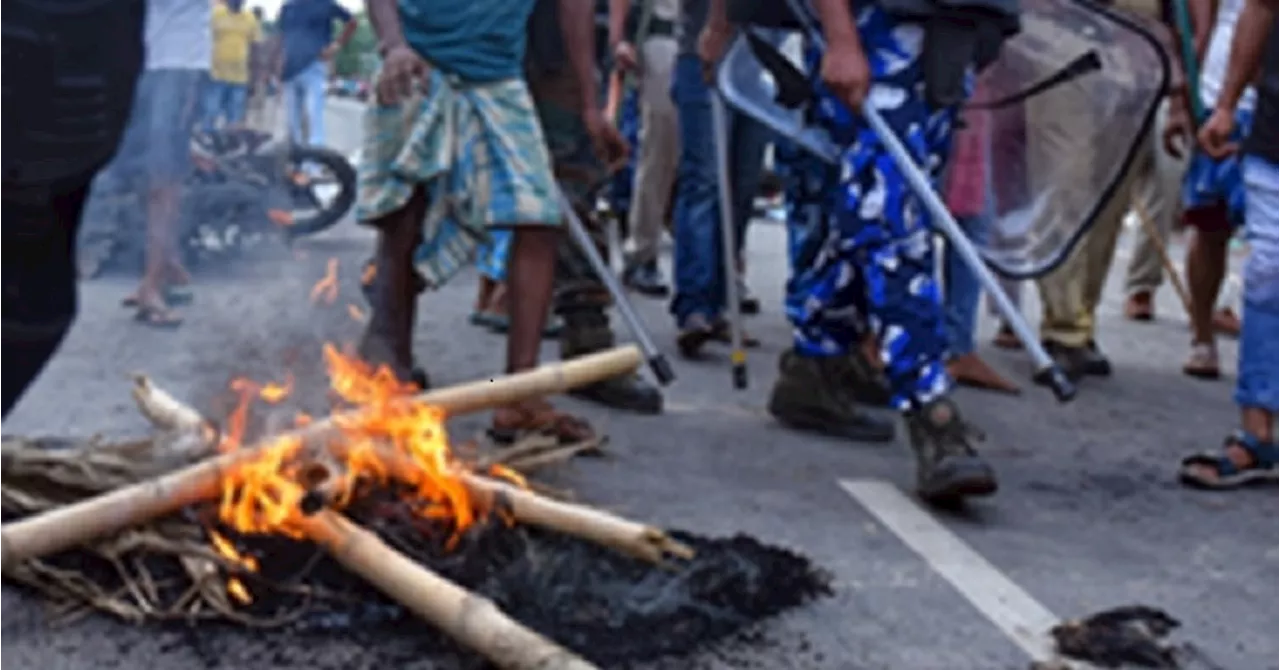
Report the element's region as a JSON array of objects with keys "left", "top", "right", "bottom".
[
  {"left": 677, "top": 0, "right": 708, "bottom": 55},
  {"left": 144, "top": 0, "right": 211, "bottom": 71}
]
